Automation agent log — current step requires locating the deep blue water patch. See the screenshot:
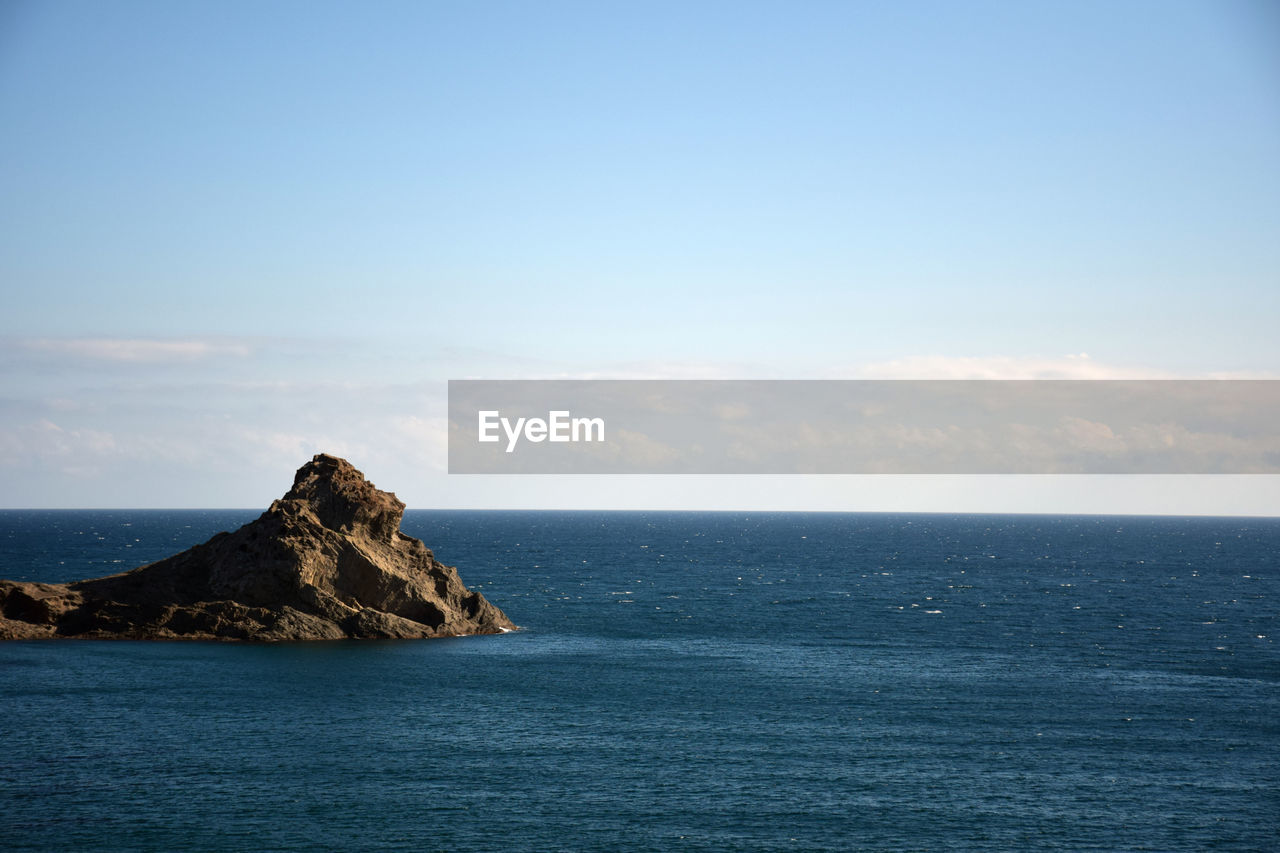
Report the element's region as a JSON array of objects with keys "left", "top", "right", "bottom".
[{"left": 2, "top": 511, "right": 1278, "bottom": 851}]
